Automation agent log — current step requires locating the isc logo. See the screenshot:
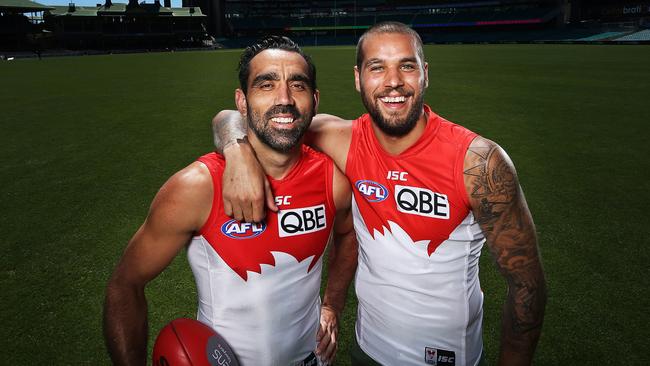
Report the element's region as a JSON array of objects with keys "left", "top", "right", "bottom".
[
  {"left": 278, "top": 204, "right": 327, "bottom": 237},
  {"left": 355, "top": 180, "right": 388, "bottom": 202},
  {"left": 395, "top": 185, "right": 450, "bottom": 219},
  {"left": 220, "top": 219, "right": 266, "bottom": 239},
  {"left": 425, "top": 347, "right": 455, "bottom": 365}
]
